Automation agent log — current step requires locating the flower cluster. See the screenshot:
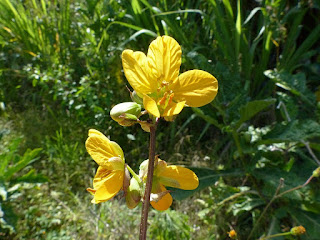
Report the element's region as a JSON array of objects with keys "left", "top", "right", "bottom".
[
  {"left": 86, "top": 129, "right": 199, "bottom": 210},
  {"left": 86, "top": 35, "right": 218, "bottom": 211}
]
